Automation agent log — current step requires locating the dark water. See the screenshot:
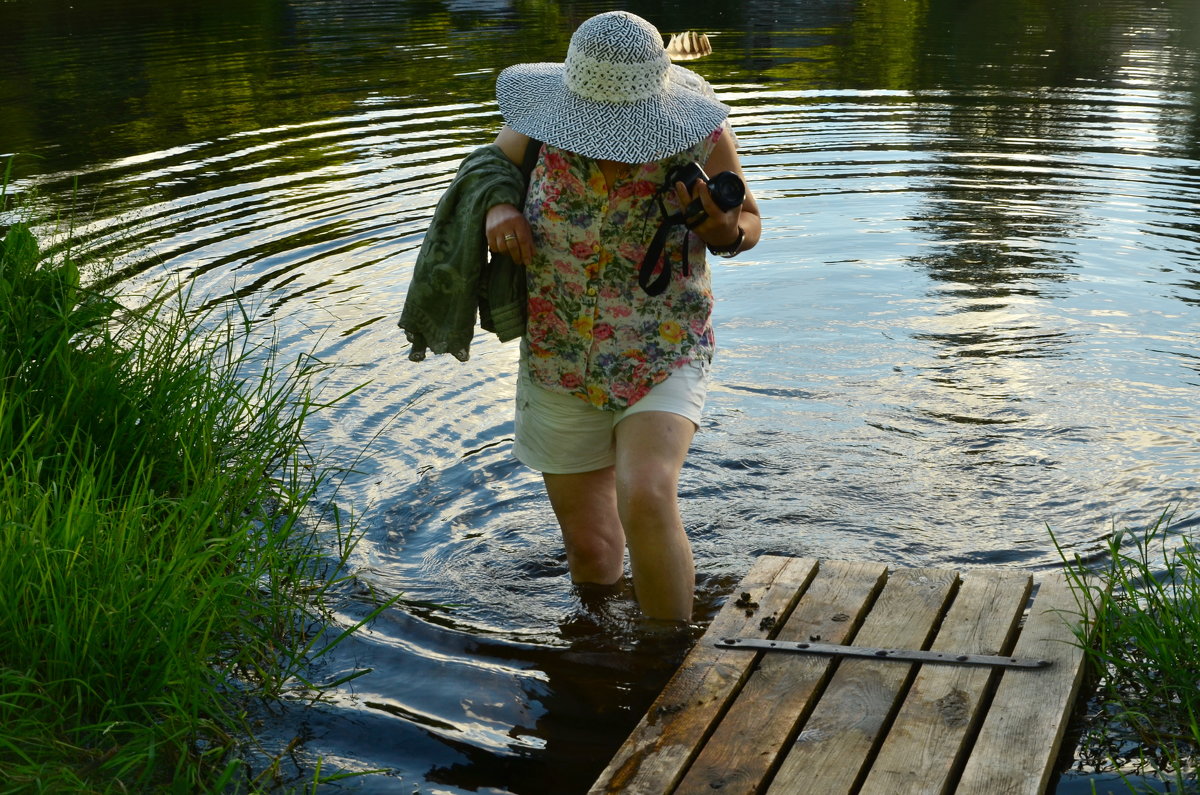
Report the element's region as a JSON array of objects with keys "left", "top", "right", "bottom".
[{"left": 4, "top": 0, "right": 1200, "bottom": 791}]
